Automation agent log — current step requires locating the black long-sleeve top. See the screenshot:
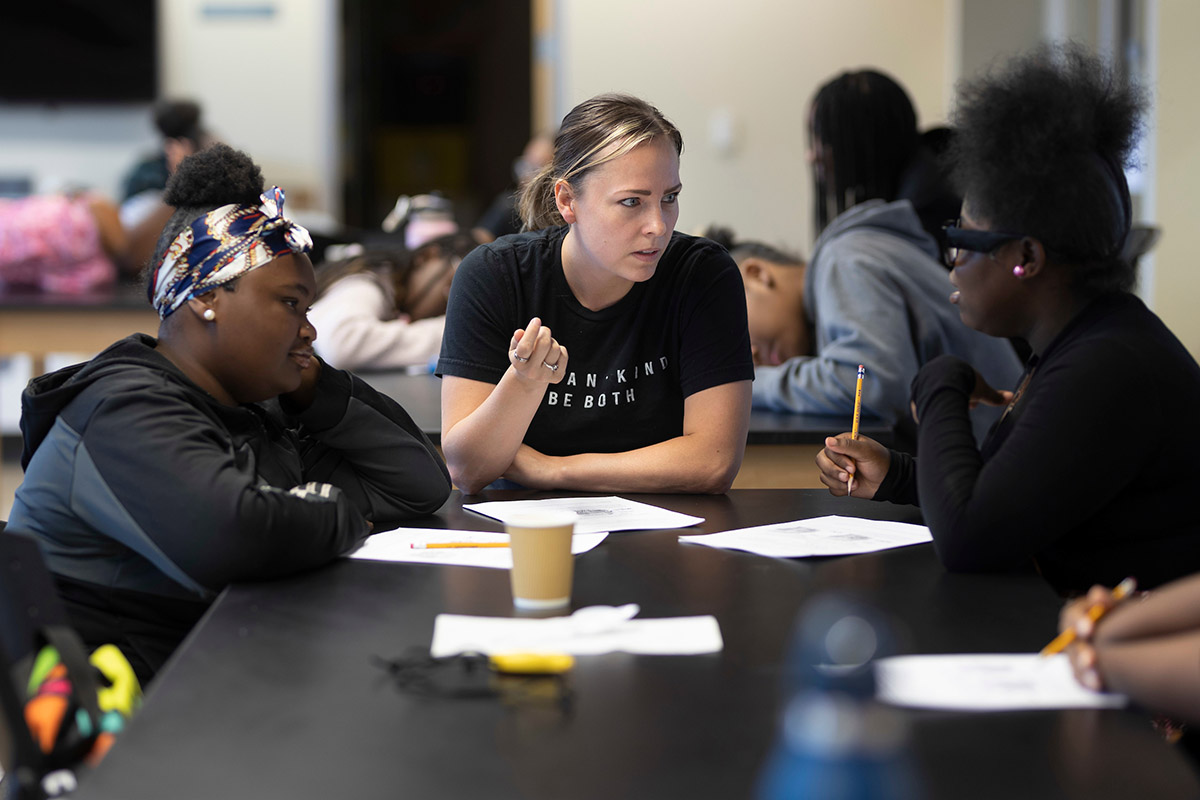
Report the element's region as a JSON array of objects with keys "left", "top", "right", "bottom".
[{"left": 875, "top": 292, "right": 1200, "bottom": 594}]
